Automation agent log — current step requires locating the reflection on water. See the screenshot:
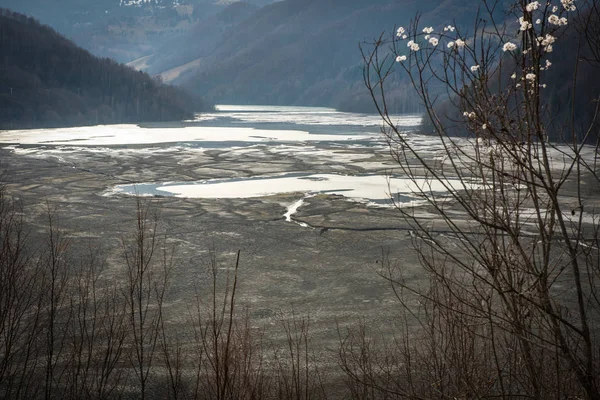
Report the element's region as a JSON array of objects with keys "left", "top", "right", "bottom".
[
  {"left": 0, "top": 105, "right": 422, "bottom": 150},
  {"left": 112, "top": 172, "right": 465, "bottom": 206},
  {"left": 1, "top": 105, "right": 441, "bottom": 207},
  {"left": 205, "top": 105, "right": 422, "bottom": 128}
]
